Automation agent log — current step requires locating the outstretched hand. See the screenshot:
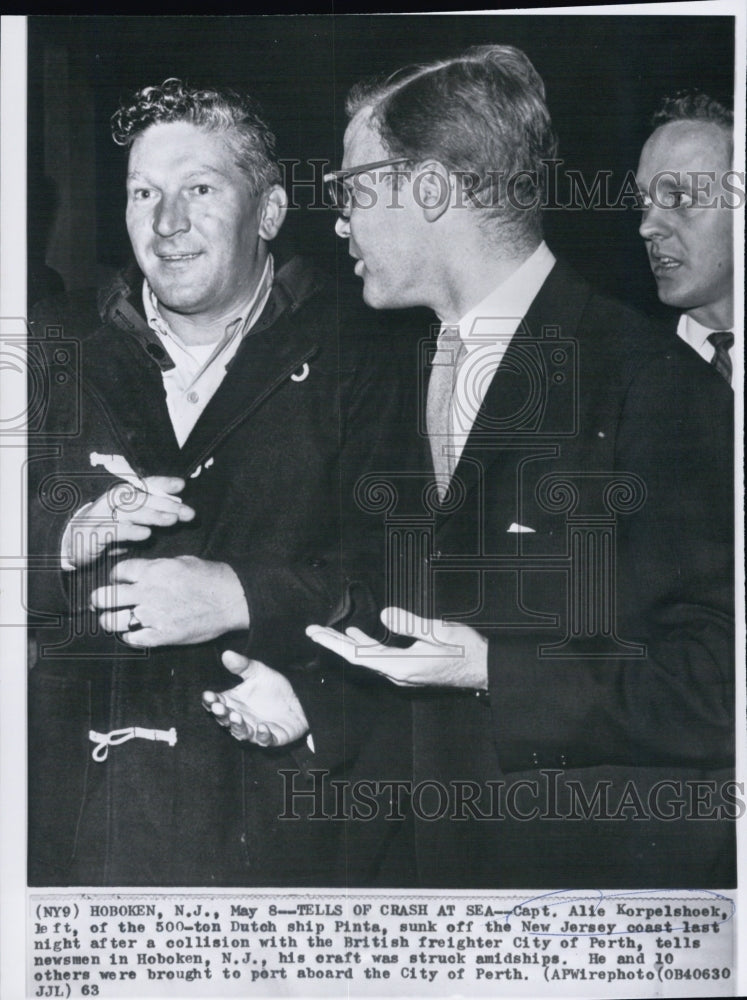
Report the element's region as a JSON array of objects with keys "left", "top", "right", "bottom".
[
  {"left": 202, "top": 651, "right": 310, "bottom": 747},
  {"left": 306, "top": 607, "right": 488, "bottom": 690}
]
